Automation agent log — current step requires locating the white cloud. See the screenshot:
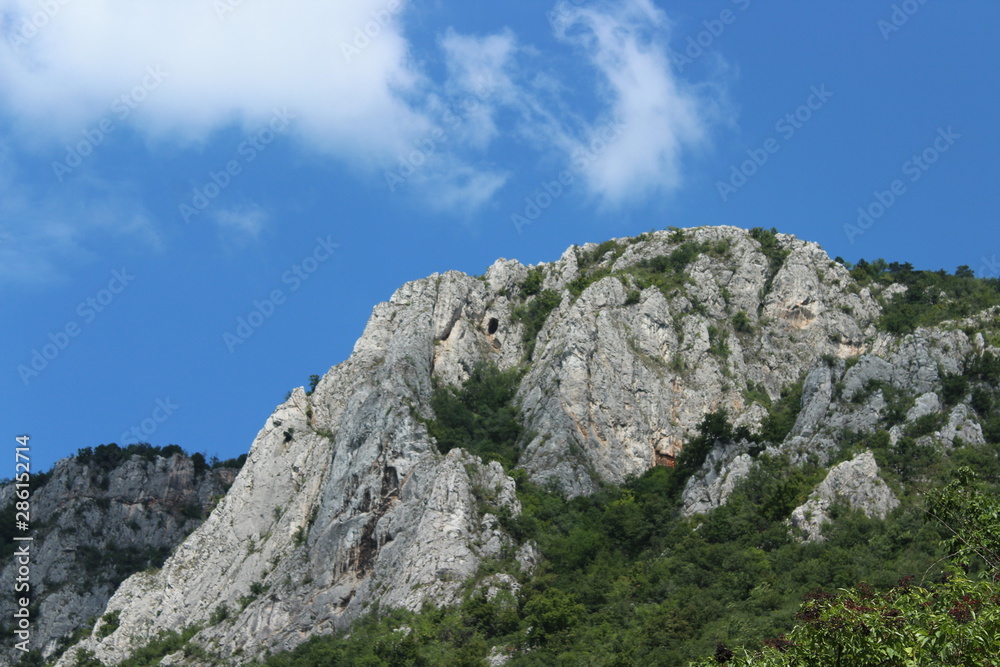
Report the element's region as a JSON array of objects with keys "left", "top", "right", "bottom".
[
  {"left": 437, "top": 29, "right": 520, "bottom": 150},
  {"left": 212, "top": 204, "right": 268, "bottom": 238},
  {"left": 550, "top": 0, "right": 715, "bottom": 203},
  {"left": 418, "top": 161, "right": 509, "bottom": 213},
  {"left": 0, "top": 0, "right": 430, "bottom": 159},
  {"left": 0, "top": 0, "right": 725, "bottom": 264}
]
